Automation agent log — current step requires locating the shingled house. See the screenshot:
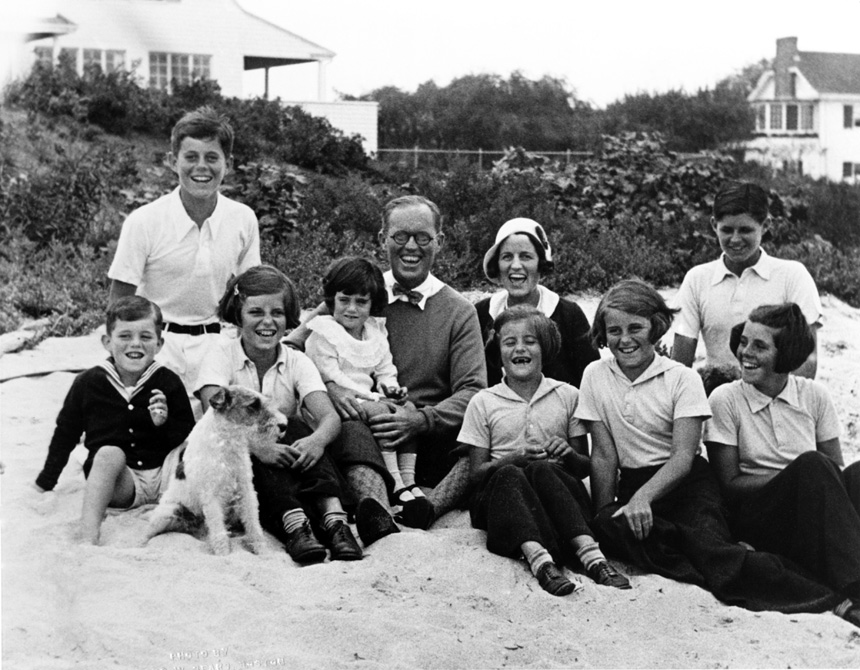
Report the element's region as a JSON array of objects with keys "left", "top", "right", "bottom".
[{"left": 745, "top": 37, "right": 860, "bottom": 182}]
